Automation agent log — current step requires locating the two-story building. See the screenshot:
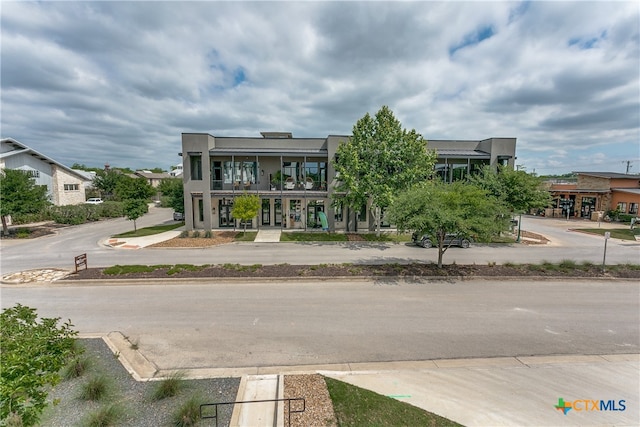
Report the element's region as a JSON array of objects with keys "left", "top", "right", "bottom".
[{"left": 181, "top": 132, "right": 516, "bottom": 232}]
